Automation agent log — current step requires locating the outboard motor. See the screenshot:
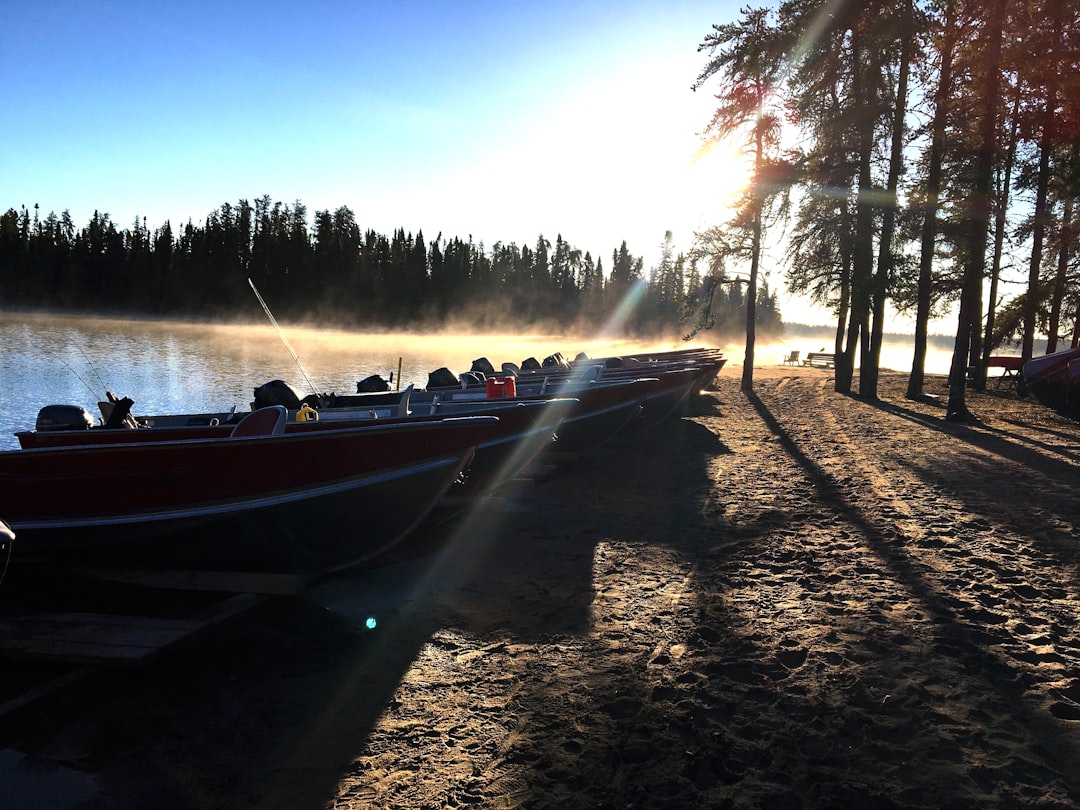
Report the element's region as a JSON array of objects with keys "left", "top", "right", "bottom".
[
  {"left": 35, "top": 404, "right": 95, "bottom": 431},
  {"left": 574, "top": 352, "right": 590, "bottom": 364},
  {"left": 521, "top": 357, "right": 542, "bottom": 370},
  {"left": 543, "top": 352, "right": 570, "bottom": 369},
  {"left": 253, "top": 379, "right": 304, "bottom": 410},
  {"left": 459, "top": 371, "right": 485, "bottom": 386},
  {"left": 0, "top": 518, "right": 13, "bottom": 564},
  {"left": 471, "top": 357, "right": 496, "bottom": 376},
  {"left": 356, "top": 374, "right": 391, "bottom": 393},
  {"left": 427, "top": 367, "right": 460, "bottom": 389}
]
